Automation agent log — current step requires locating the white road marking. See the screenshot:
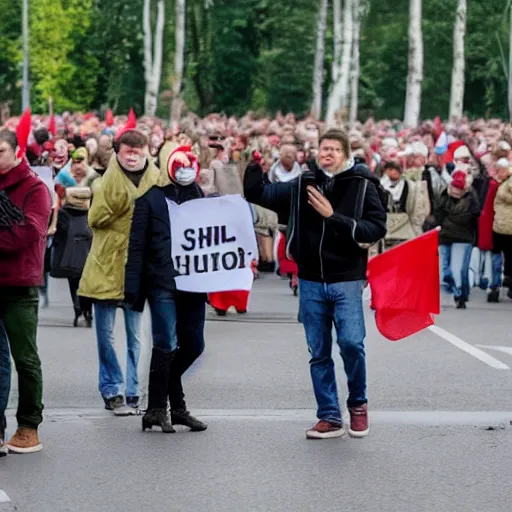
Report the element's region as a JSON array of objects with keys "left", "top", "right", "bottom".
[
  {"left": 0, "top": 491, "right": 11, "bottom": 503},
  {"left": 476, "top": 345, "right": 512, "bottom": 357},
  {"left": 428, "top": 326, "right": 510, "bottom": 370}
]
